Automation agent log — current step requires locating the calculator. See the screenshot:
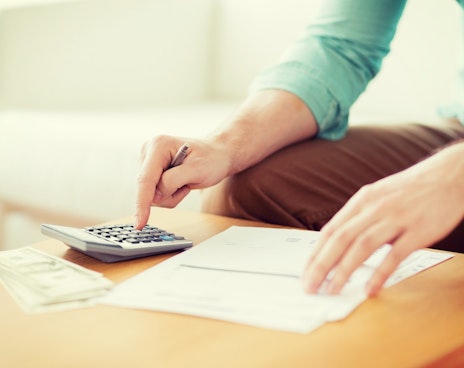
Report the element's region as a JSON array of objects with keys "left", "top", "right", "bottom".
[{"left": 41, "top": 223, "right": 193, "bottom": 263}]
